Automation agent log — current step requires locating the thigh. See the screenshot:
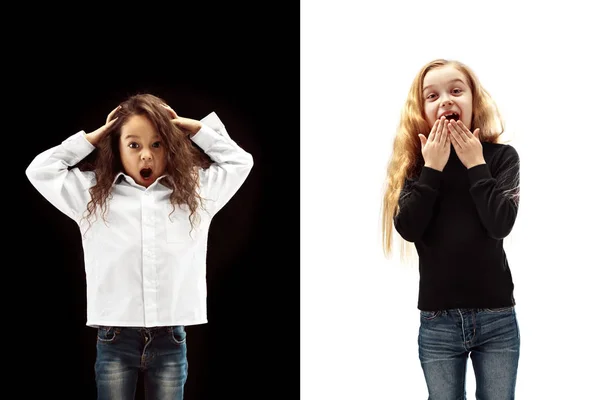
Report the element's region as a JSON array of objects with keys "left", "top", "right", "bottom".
[
  {"left": 470, "top": 307, "right": 520, "bottom": 400},
  {"left": 95, "top": 327, "right": 142, "bottom": 400},
  {"left": 144, "top": 326, "right": 189, "bottom": 400},
  {"left": 418, "top": 311, "right": 469, "bottom": 400}
]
